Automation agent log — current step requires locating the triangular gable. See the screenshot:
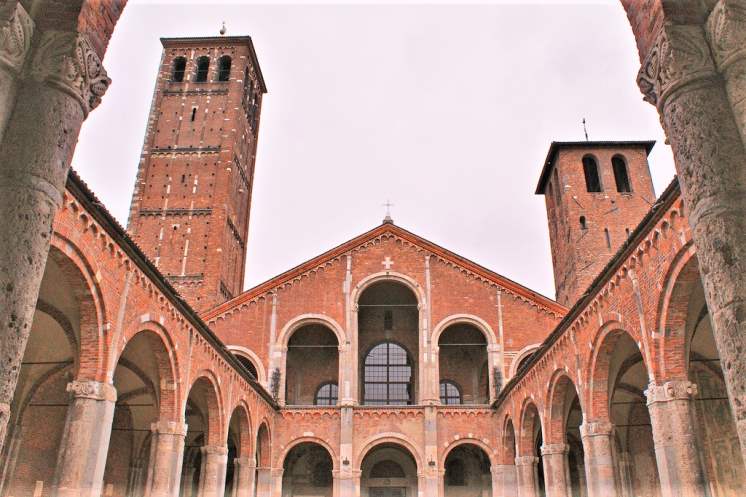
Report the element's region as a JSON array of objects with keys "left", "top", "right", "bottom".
[{"left": 202, "top": 223, "right": 567, "bottom": 321}]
